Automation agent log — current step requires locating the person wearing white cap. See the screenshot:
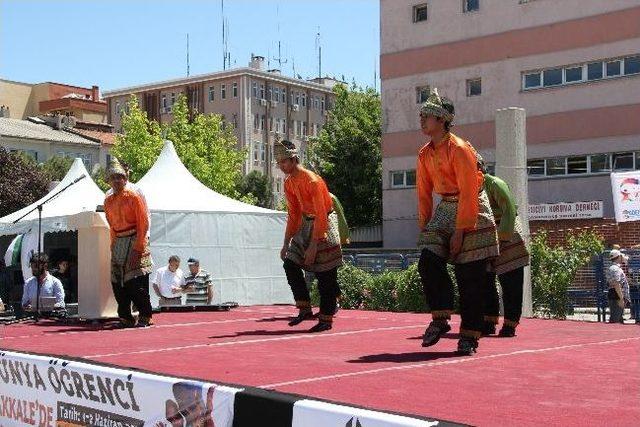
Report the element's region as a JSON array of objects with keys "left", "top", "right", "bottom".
[{"left": 606, "top": 249, "right": 630, "bottom": 324}]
